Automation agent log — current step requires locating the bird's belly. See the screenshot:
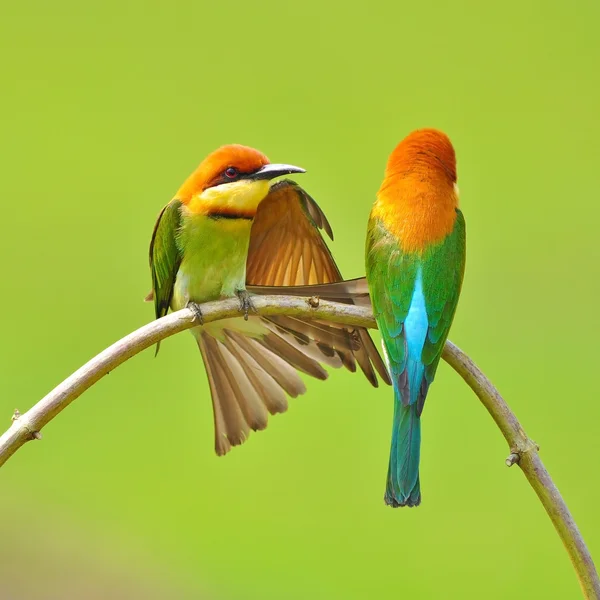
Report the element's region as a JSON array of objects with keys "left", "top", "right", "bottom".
[{"left": 171, "top": 216, "right": 252, "bottom": 311}]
